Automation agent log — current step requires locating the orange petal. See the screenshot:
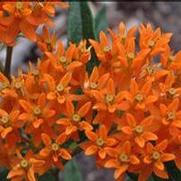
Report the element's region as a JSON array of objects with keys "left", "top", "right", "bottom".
[
  {"left": 161, "top": 153, "right": 175, "bottom": 162},
  {"left": 114, "top": 165, "right": 128, "bottom": 179},
  {"left": 59, "top": 148, "right": 71, "bottom": 160},
  {"left": 33, "top": 119, "right": 43, "bottom": 128},
  {"left": 105, "top": 159, "right": 119, "bottom": 168},
  {"left": 41, "top": 133, "right": 52, "bottom": 146},
  {"left": 56, "top": 133, "right": 67, "bottom": 145},
  {"left": 85, "top": 145, "right": 98, "bottom": 155},
  {"left": 85, "top": 131, "right": 97, "bottom": 141},
  {"left": 98, "top": 149, "right": 106, "bottom": 159},
  {"left": 135, "top": 136, "right": 145, "bottom": 148},
  {"left": 1, "top": 127, "right": 12, "bottom": 138},
  {"left": 27, "top": 166, "right": 36, "bottom": 181},
  {"left": 65, "top": 126, "right": 77, "bottom": 135},
  {"left": 121, "top": 126, "right": 132, "bottom": 135},
  {"left": 39, "top": 148, "right": 50, "bottom": 157},
  {"left": 78, "top": 102, "right": 91, "bottom": 117},
  {"left": 129, "top": 155, "right": 140, "bottom": 165},
  {"left": 143, "top": 132, "right": 158, "bottom": 141},
  {"left": 20, "top": 20, "right": 36, "bottom": 41},
  {"left": 155, "top": 161, "right": 164, "bottom": 171},
  {"left": 7, "top": 168, "right": 24, "bottom": 179}
]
